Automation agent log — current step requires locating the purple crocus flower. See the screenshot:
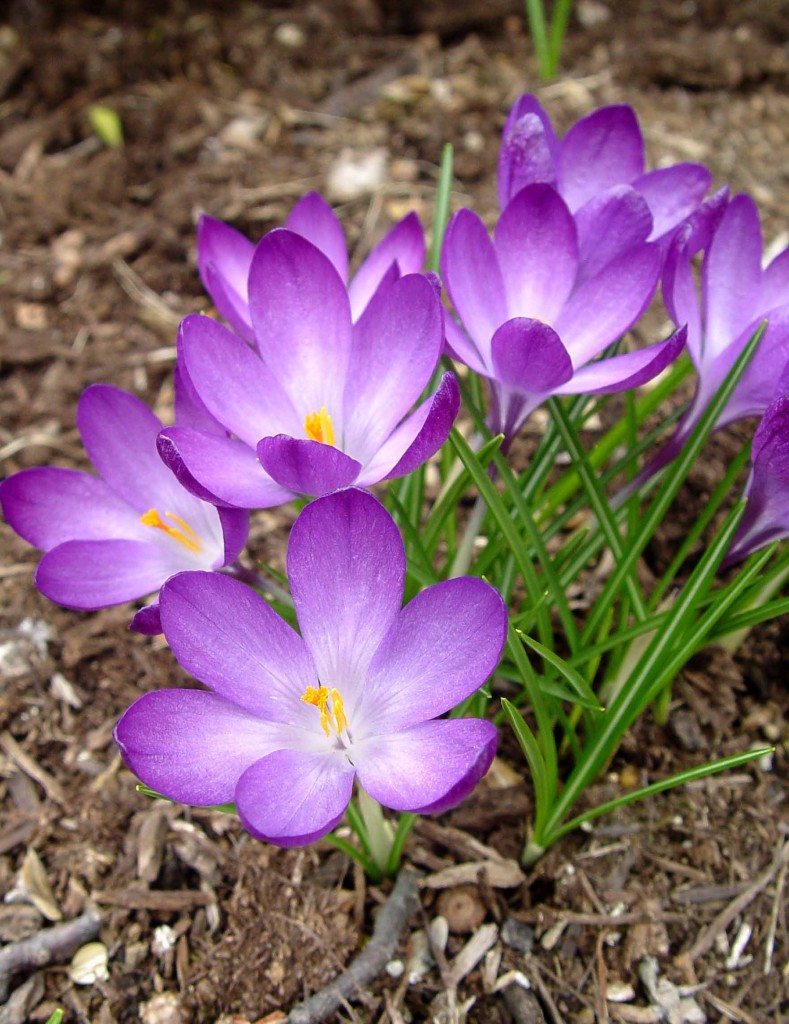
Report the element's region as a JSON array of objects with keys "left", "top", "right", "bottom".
[
  {"left": 0, "top": 385, "right": 248, "bottom": 634},
  {"left": 114, "top": 488, "right": 506, "bottom": 846},
  {"left": 160, "top": 228, "right": 458, "bottom": 507},
  {"left": 725, "top": 391, "right": 789, "bottom": 565},
  {"left": 498, "top": 93, "right": 712, "bottom": 246},
  {"left": 441, "top": 183, "right": 685, "bottom": 444},
  {"left": 197, "top": 191, "right": 425, "bottom": 342}
]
